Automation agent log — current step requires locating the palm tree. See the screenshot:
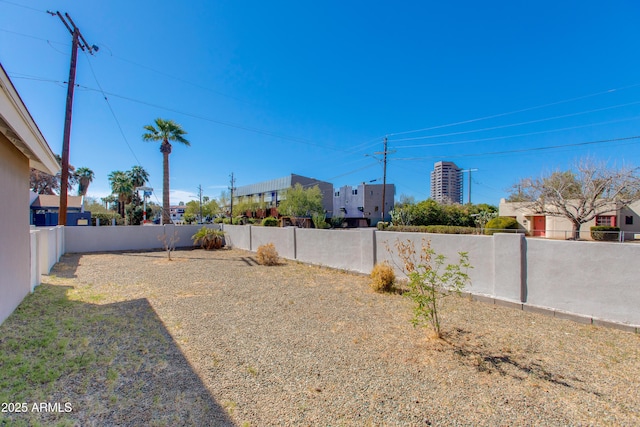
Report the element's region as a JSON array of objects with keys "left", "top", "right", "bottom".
[
  {"left": 108, "top": 170, "right": 133, "bottom": 220},
  {"left": 75, "top": 167, "right": 95, "bottom": 197},
  {"left": 128, "top": 165, "right": 150, "bottom": 189},
  {"left": 142, "top": 118, "right": 190, "bottom": 224},
  {"left": 128, "top": 165, "right": 150, "bottom": 207}
]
